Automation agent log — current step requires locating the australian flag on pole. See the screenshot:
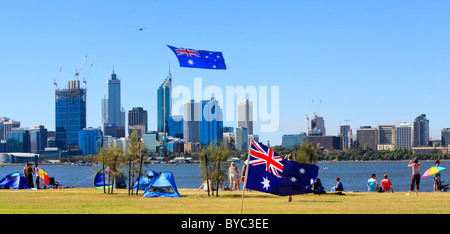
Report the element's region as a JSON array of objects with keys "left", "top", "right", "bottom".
[
  {"left": 167, "top": 45, "right": 226, "bottom": 70},
  {"left": 245, "top": 140, "right": 319, "bottom": 196}
]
